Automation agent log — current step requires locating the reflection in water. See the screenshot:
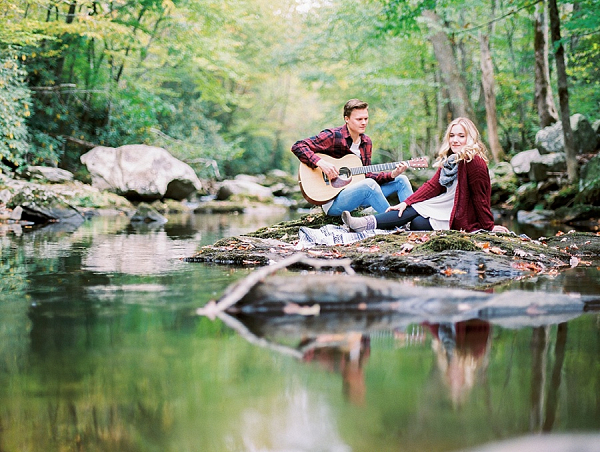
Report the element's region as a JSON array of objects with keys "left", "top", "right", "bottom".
[
  {"left": 238, "top": 387, "right": 351, "bottom": 452},
  {"left": 302, "top": 333, "right": 370, "bottom": 406},
  {"left": 425, "top": 320, "right": 491, "bottom": 406},
  {"left": 0, "top": 211, "right": 599, "bottom": 451}
]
